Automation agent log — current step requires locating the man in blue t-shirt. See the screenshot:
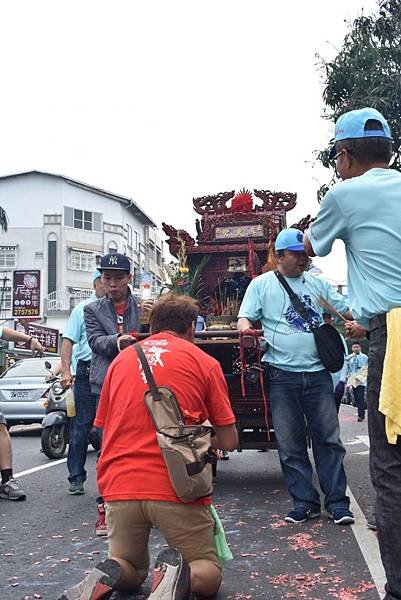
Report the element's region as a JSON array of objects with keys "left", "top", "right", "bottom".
[
  {"left": 238, "top": 228, "right": 354, "bottom": 525},
  {"left": 60, "top": 270, "right": 105, "bottom": 497},
  {"left": 304, "top": 107, "right": 401, "bottom": 600},
  {"left": 347, "top": 343, "right": 368, "bottom": 422}
]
